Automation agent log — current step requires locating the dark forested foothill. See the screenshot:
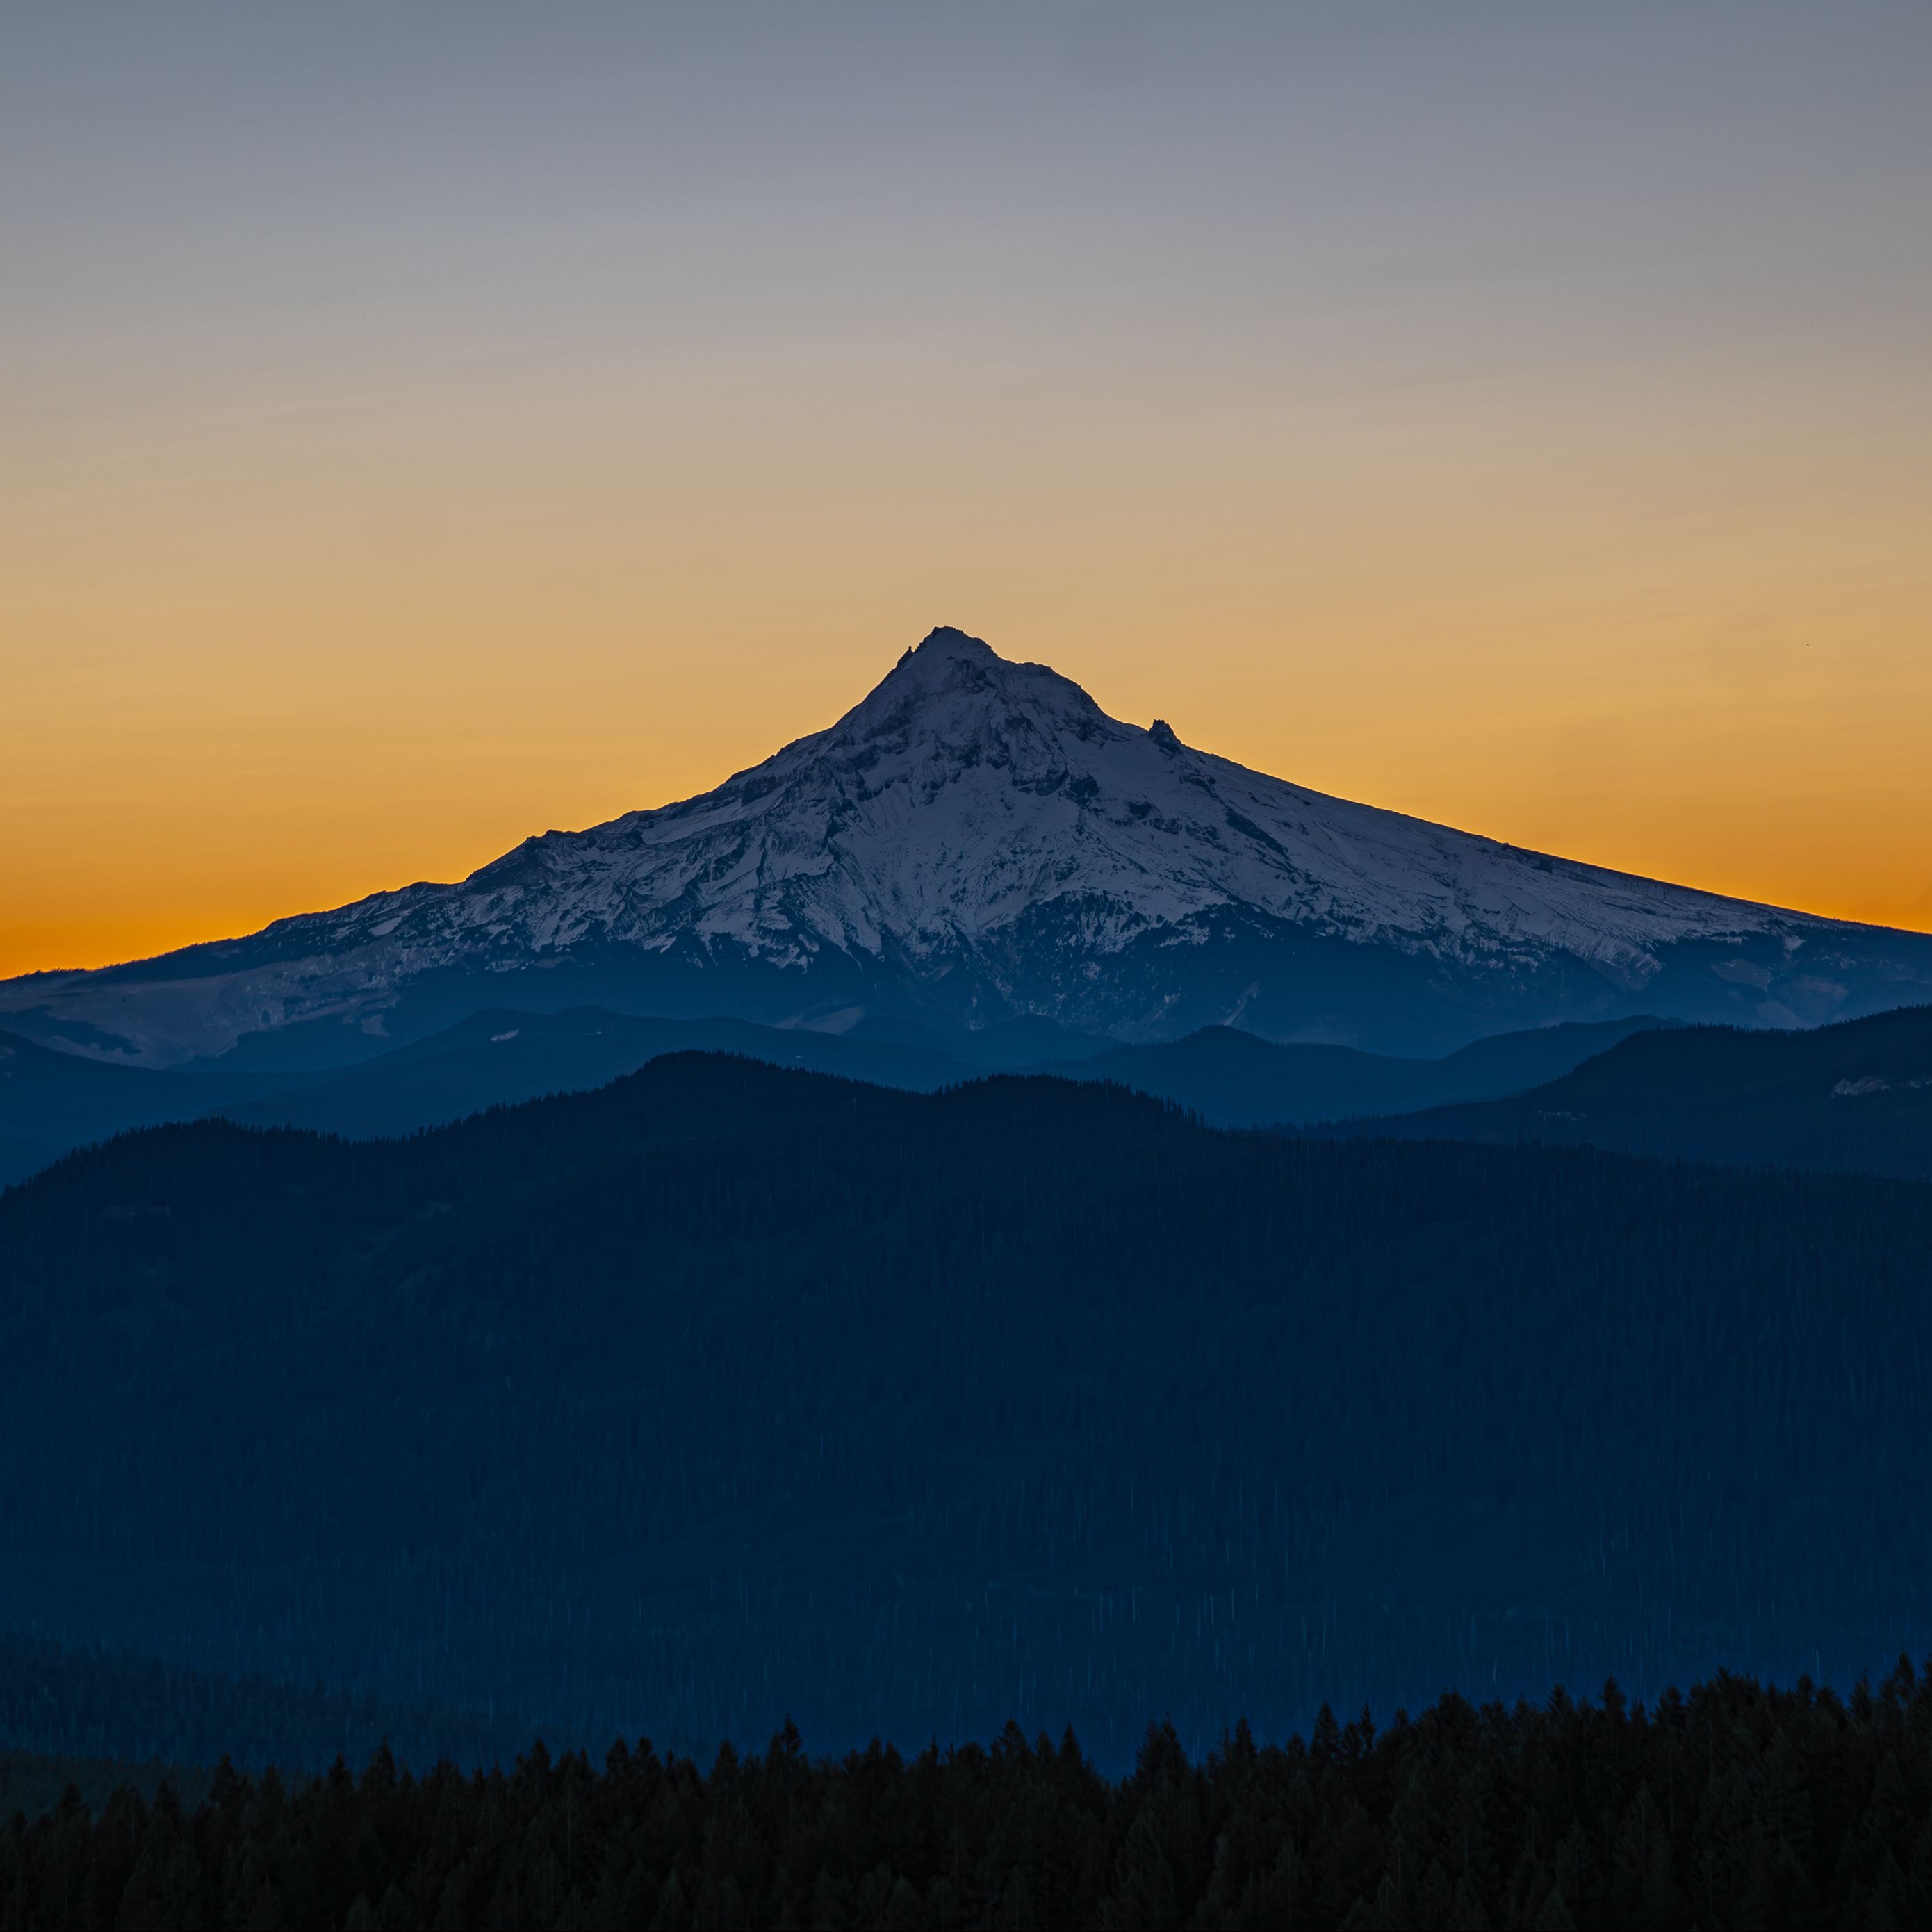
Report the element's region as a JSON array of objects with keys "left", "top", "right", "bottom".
[
  {"left": 8, "top": 1665, "right": 1932, "bottom": 1931},
  {"left": 3, "top": 1056, "right": 1932, "bottom": 1762},
  {"left": 1329, "top": 1001, "right": 1932, "bottom": 1180}
]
